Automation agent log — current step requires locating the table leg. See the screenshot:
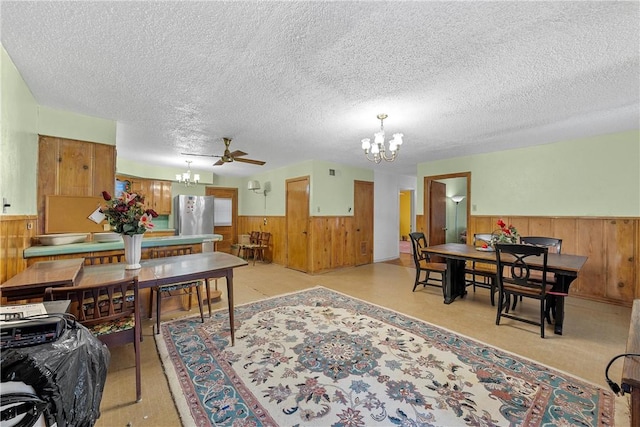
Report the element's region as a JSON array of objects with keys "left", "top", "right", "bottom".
[
  {"left": 550, "top": 274, "right": 577, "bottom": 335},
  {"left": 444, "top": 259, "right": 466, "bottom": 304},
  {"left": 226, "top": 271, "right": 235, "bottom": 346}
]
